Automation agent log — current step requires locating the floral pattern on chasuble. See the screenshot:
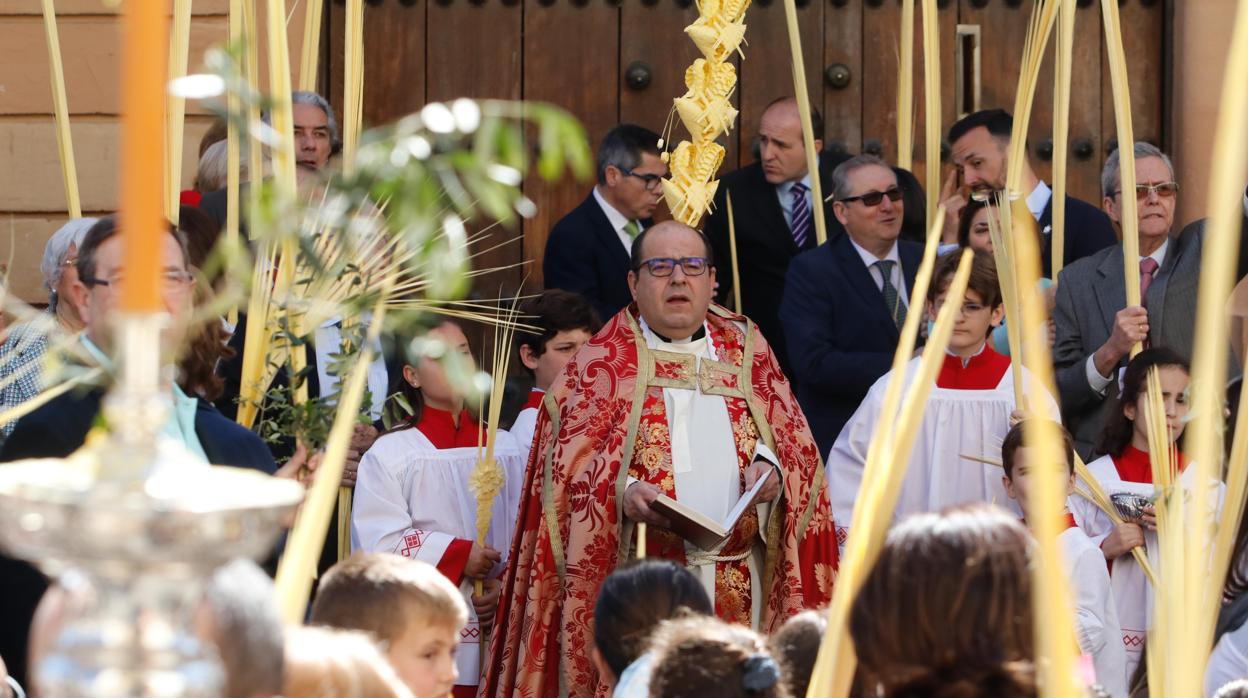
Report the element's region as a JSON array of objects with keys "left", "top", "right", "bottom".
[
  {"left": 479, "top": 304, "right": 839, "bottom": 698},
  {"left": 630, "top": 332, "right": 760, "bottom": 625}
]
